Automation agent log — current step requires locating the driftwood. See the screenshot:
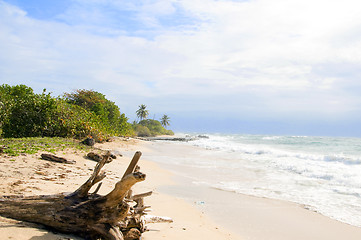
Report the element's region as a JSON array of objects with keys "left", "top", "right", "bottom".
[
  {"left": 0, "top": 151, "right": 148, "bottom": 240},
  {"left": 87, "top": 152, "right": 114, "bottom": 163},
  {"left": 41, "top": 153, "right": 76, "bottom": 164}
]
